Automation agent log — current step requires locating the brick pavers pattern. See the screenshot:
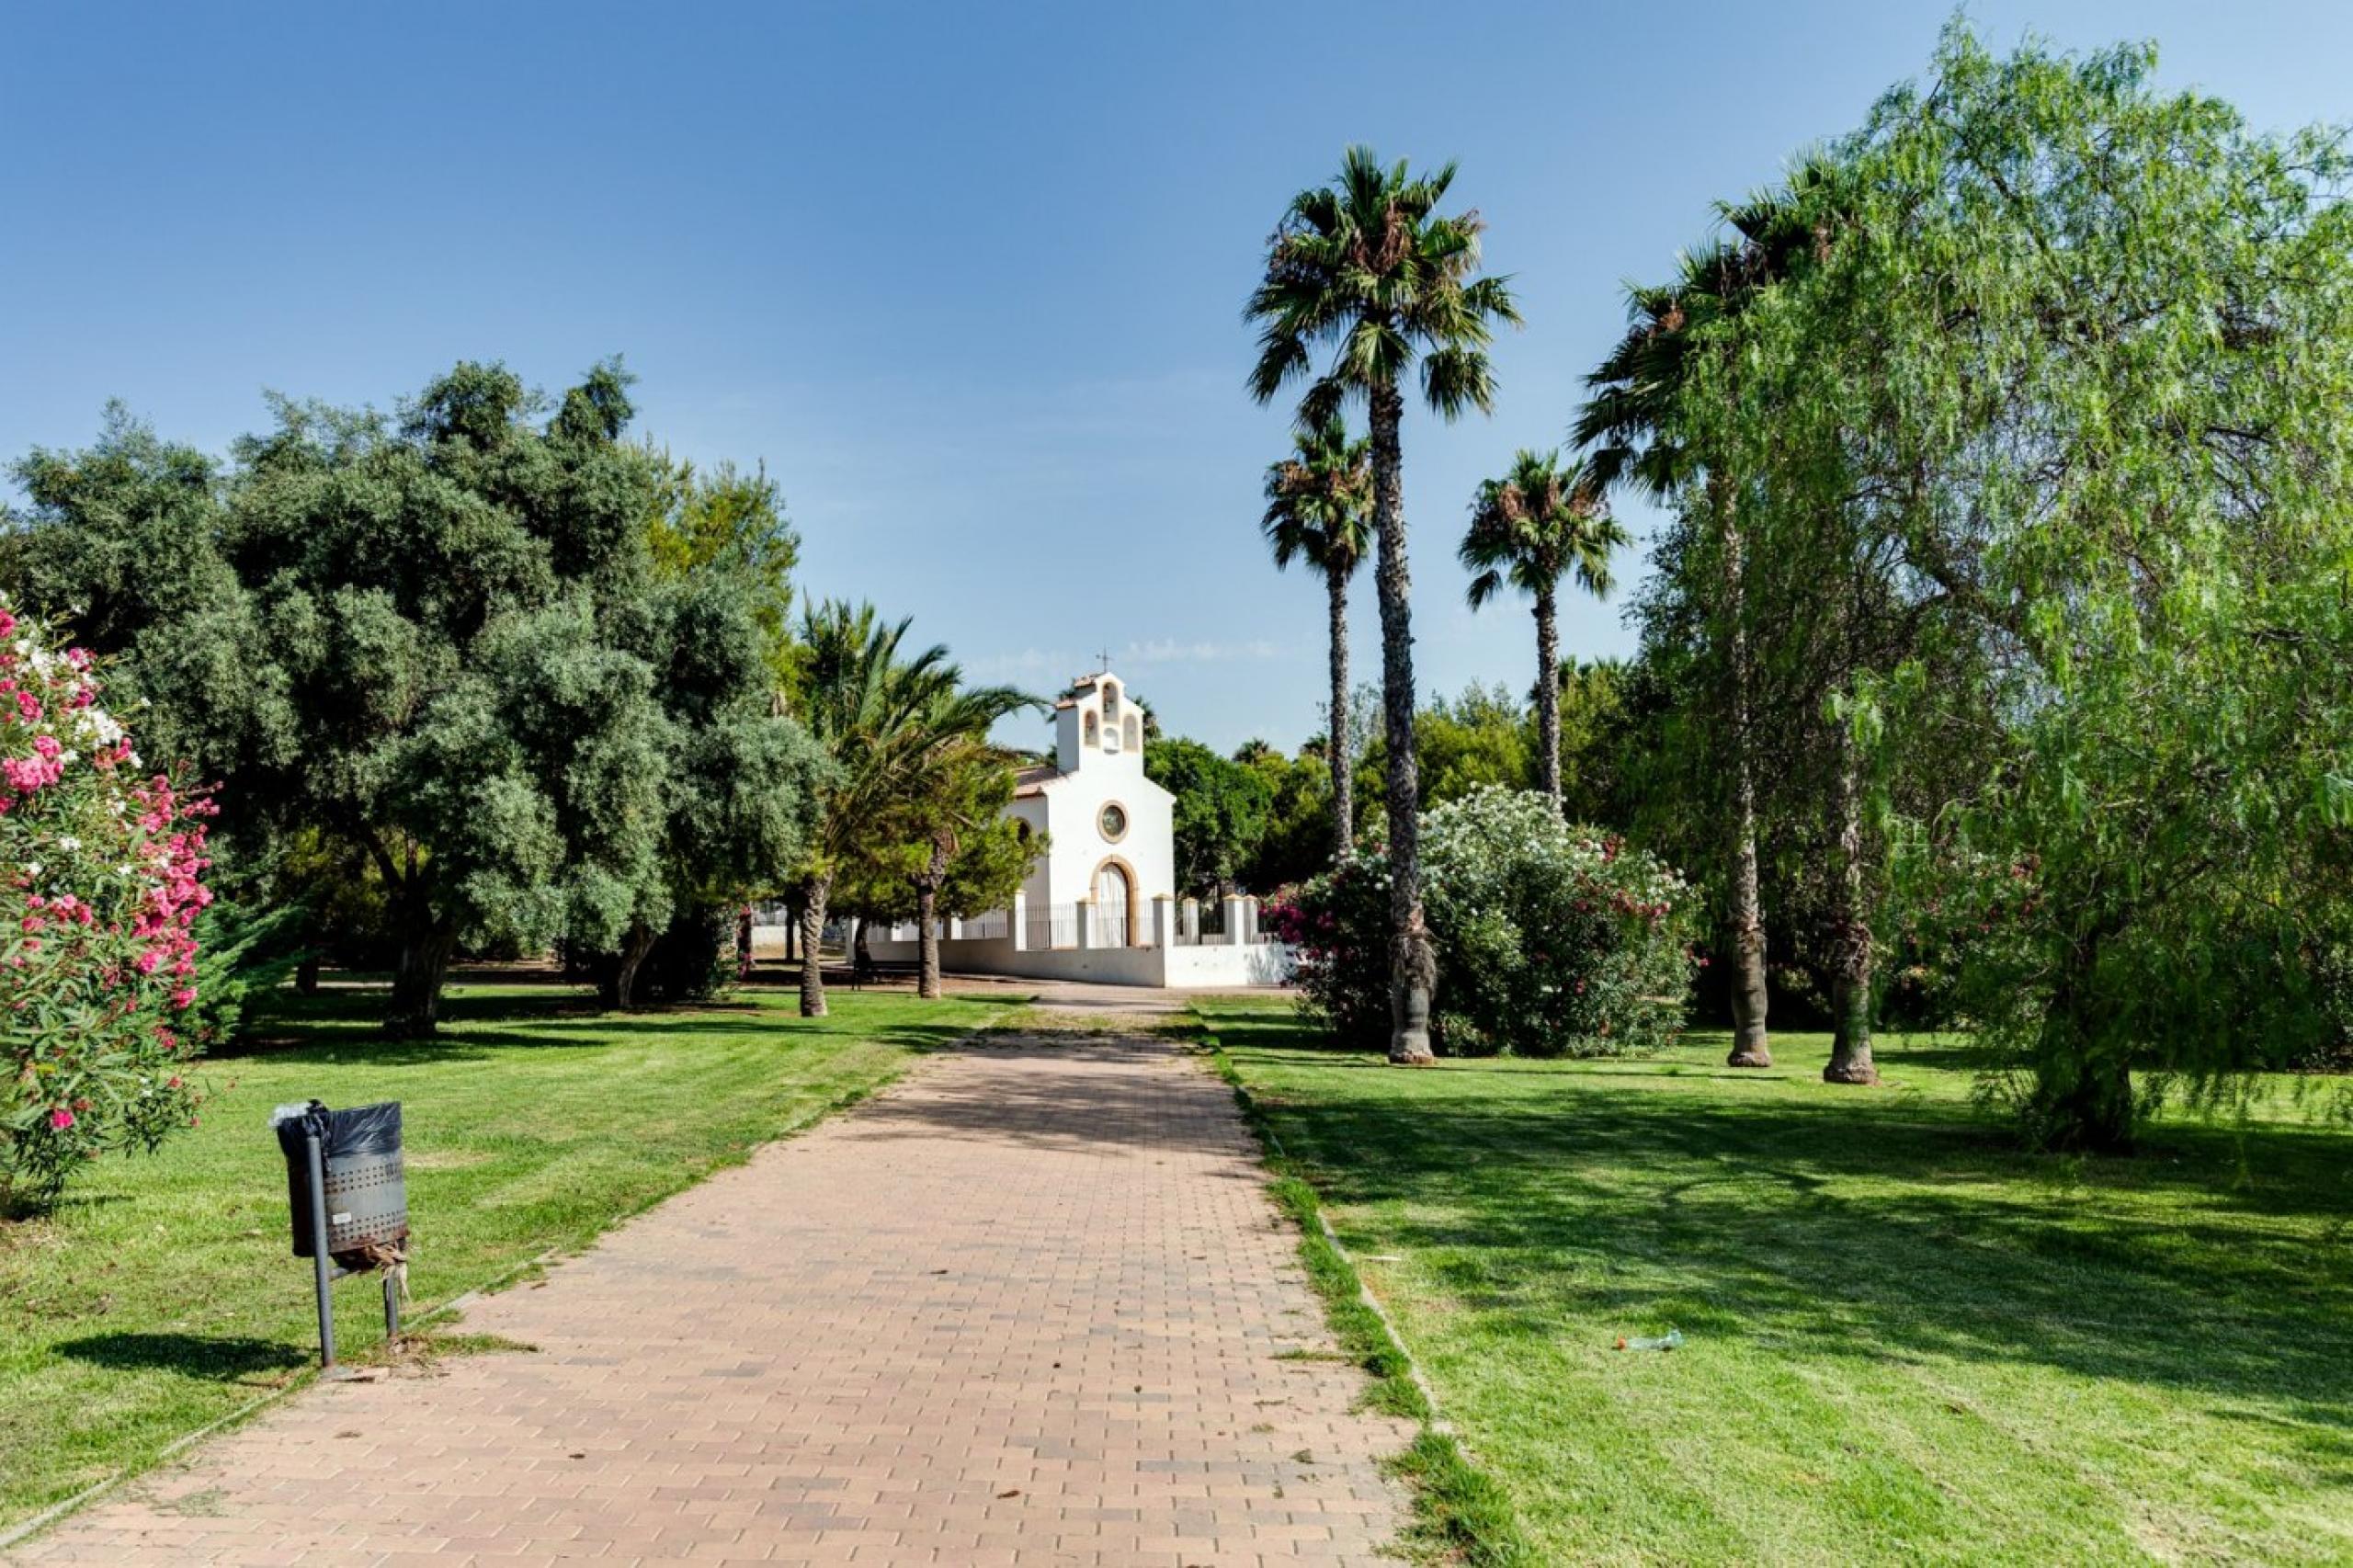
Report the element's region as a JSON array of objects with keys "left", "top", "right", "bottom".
[{"left": 9, "top": 1034, "right": 1409, "bottom": 1566}]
